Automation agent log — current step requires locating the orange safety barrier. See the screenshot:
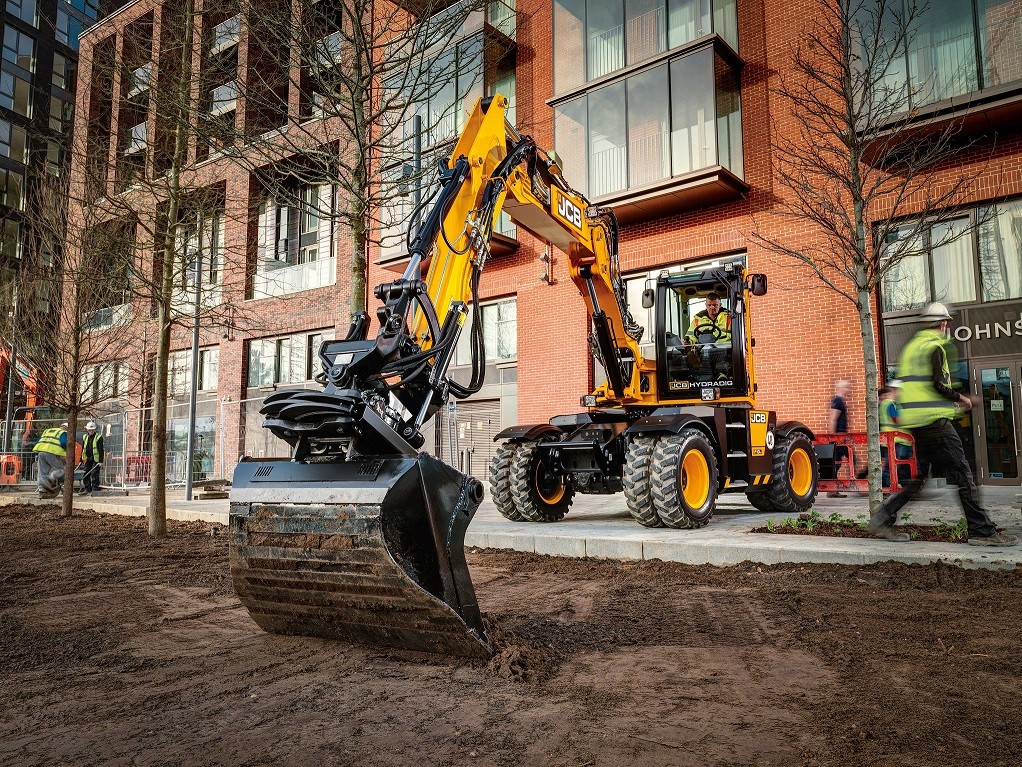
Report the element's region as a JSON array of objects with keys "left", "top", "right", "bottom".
[
  {"left": 126, "top": 455, "right": 153, "bottom": 484},
  {"left": 0, "top": 454, "right": 22, "bottom": 485},
  {"left": 813, "top": 431, "right": 918, "bottom": 494}
]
